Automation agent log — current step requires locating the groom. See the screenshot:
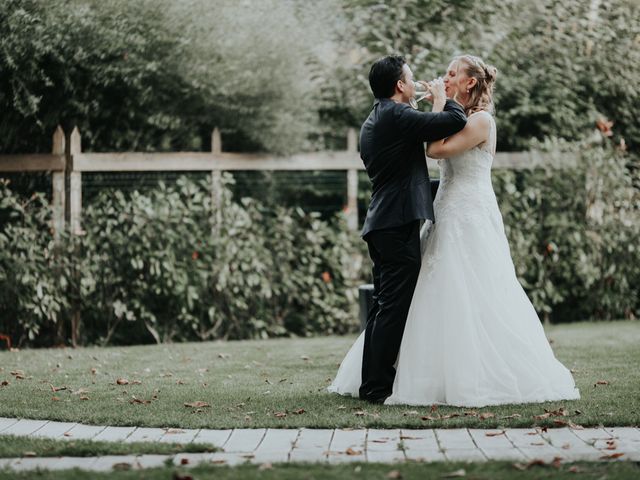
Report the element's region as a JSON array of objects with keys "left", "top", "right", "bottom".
[{"left": 359, "top": 55, "right": 467, "bottom": 404}]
